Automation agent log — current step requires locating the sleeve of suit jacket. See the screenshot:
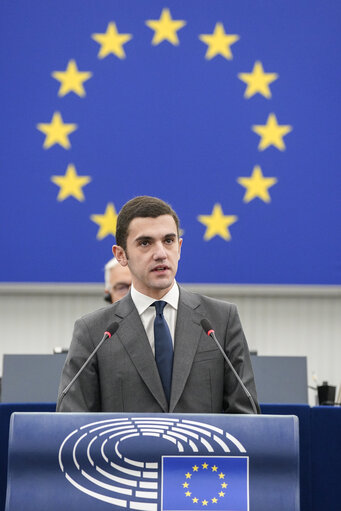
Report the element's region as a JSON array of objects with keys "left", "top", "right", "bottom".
[
  {"left": 56, "top": 317, "right": 101, "bottom": 412},
  {"left": 221, "top": 304, "right": 260, "bottom": 414}
]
